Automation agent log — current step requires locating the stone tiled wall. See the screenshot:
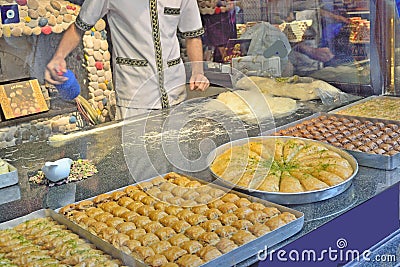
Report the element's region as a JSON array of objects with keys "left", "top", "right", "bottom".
[{"left": 0, "top": 0, "right": 115, "bottom": 148}]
